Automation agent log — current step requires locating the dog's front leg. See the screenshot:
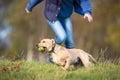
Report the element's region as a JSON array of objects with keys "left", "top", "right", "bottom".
[
  {"left": 61, "top": 66, "right": 67, "bottom": 71},
  {"left": 62, "top": 58, "right": 71, "bottom": 71}
]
